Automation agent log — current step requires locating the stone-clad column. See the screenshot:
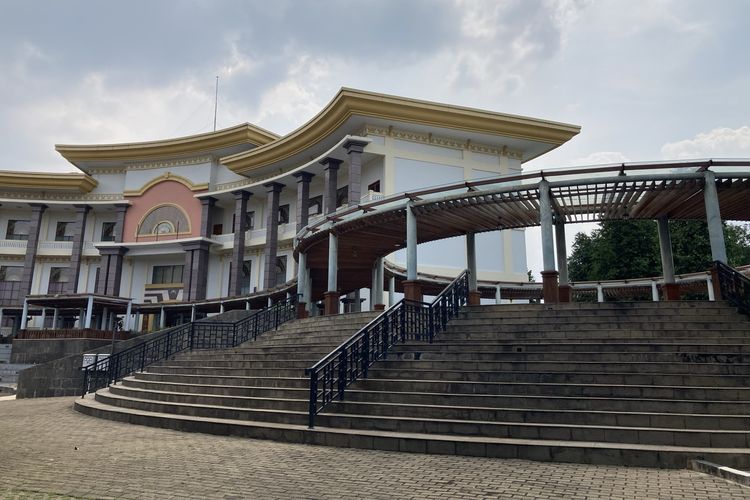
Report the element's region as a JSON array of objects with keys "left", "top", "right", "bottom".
[
  {"left": 182, "top": 240, "right": 211, "bottom": 301},
  {"left": 200, "top": 197, "right": 217, "bottom": 238},
  {"left": 98, "top": 247, "right": 128, "bottom": 296},
  {"left": 320, "top": 157, "right": 342, "bottom": 215},
  {"left": 539, "top": 180, "right": 559, "bottom": 304},
  {"left": 19, "top": 203, "right": 46, "bottom": 298},
  {"left": 293, "top": 172, "right": 314, "bottom": 233},
  {"left": 263, "top": 182, "right": 285, "bottom": 290},
  {"left": 229, "top": 190, "right": 251, "bottom": 296},
  {"left": 66, "top": 204, "right": 91, "bottom": 294},
  {"left": 344, "top": 139, "right": 368, "bottom": 207}
]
